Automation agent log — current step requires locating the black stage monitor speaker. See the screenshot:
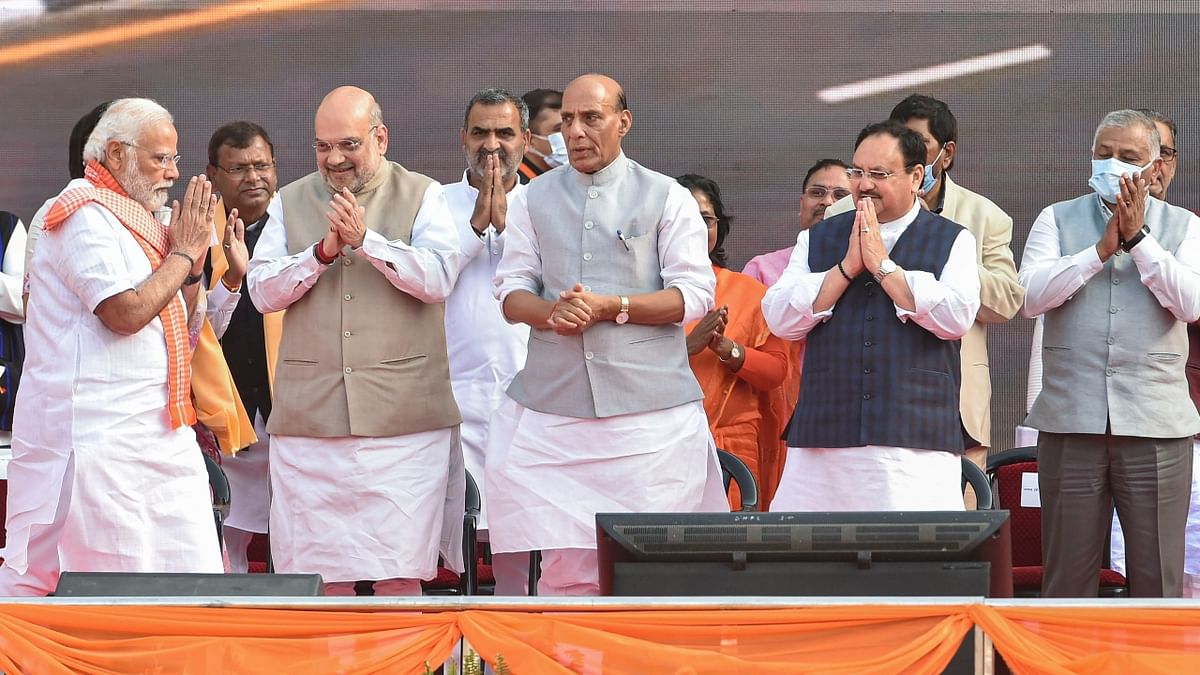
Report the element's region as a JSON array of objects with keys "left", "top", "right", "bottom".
[
  {"left": 596, "top": 510, "right": 1011, "bottom": 598},
  {"left": 54, "top": 572, "right": 325, "bottom": 597}
]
